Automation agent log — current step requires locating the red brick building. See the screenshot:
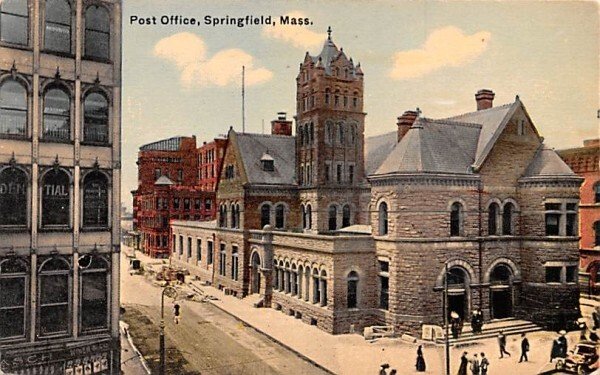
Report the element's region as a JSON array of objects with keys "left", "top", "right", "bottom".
[
  {"left": 558, "top": 139, "right": 600, "bottom": 292},
  {"left": 198, "top": 137, "right": 228, "bottom": 192},
  {"left": 132, "top": 136, "right": 219, "bottom": 257}
]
